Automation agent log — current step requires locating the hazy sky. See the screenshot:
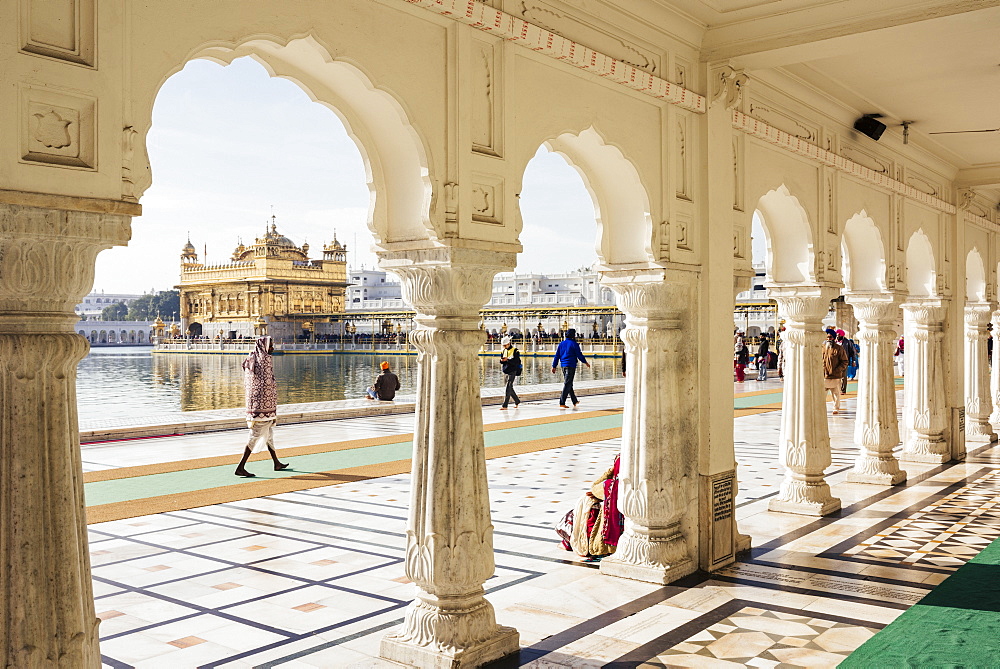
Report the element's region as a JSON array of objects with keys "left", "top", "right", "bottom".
[{"left": 93, "top": 57, "right": 599, "bottom": 294}]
